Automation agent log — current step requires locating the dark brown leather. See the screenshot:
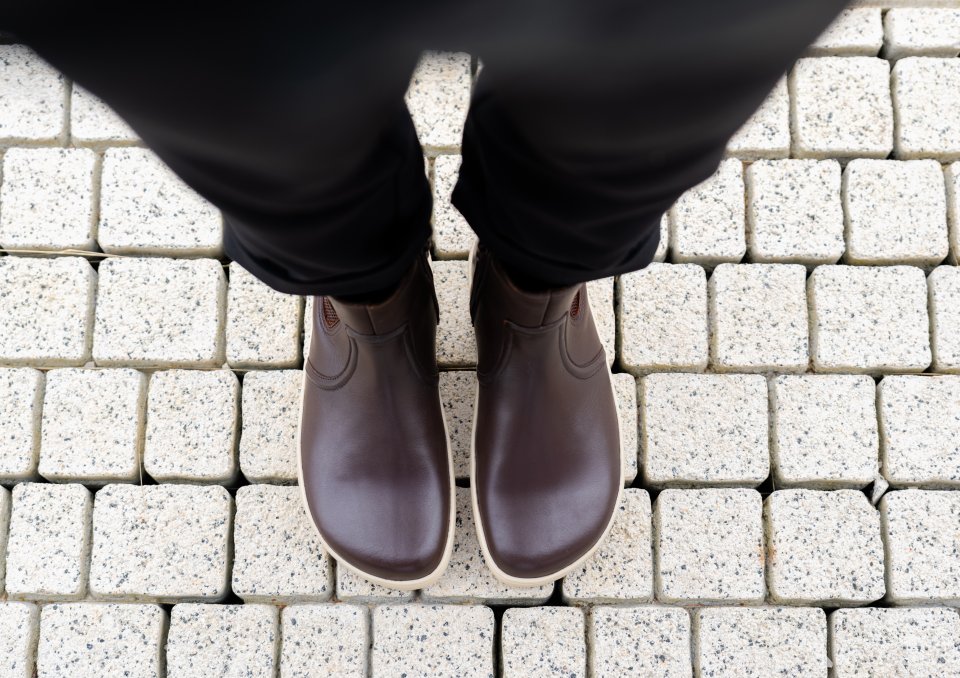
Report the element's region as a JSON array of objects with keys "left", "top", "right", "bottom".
[
  {"left": 470, "top": 243, "right": 621, "bottom": 580},
  {"left": 299, "top": 244, "right": 452, "bottom": 583}
]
